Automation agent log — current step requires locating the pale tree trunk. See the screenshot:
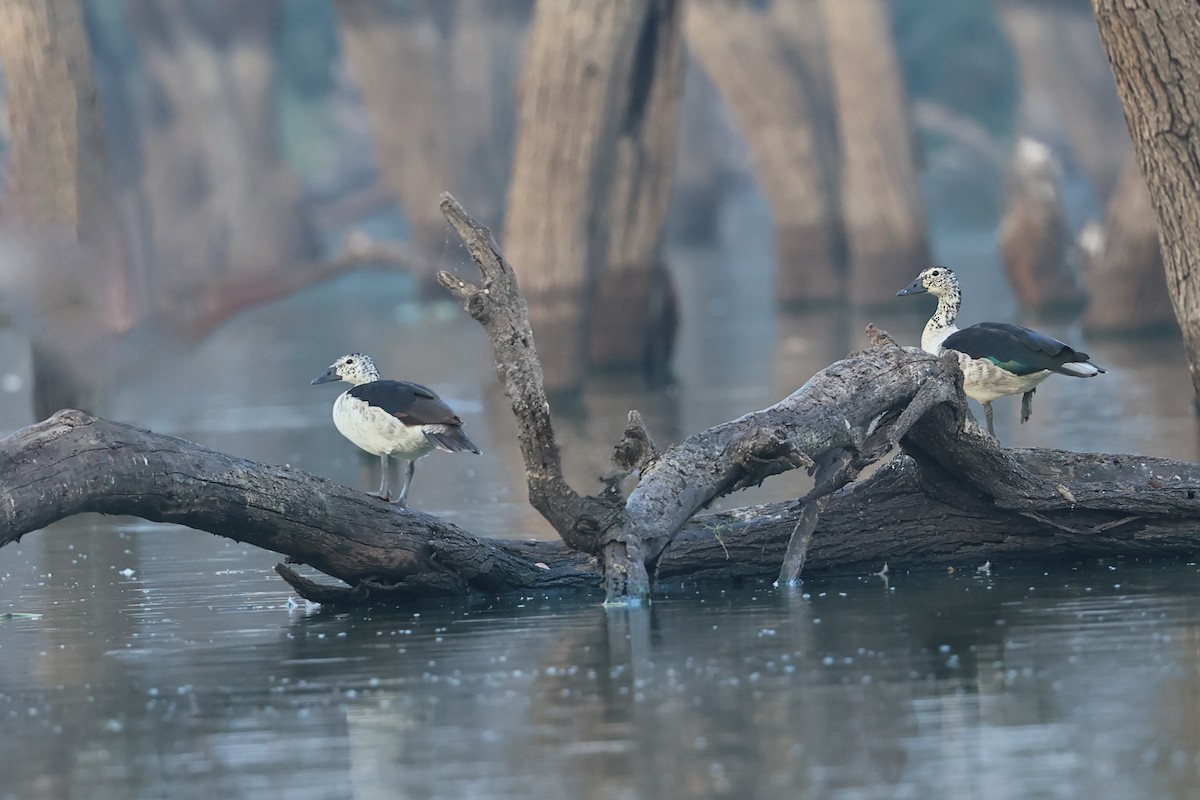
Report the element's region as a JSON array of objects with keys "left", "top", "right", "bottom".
[
  {"left": 1083, "top": 154, "right": 1175, "bottom": 335},
  {"left": 769, "top": 0, "right": 840, "bottom": 171},
  {"left": 503, "top": 0, "right": 669, "bottom": 396},
  {"left": 1092, "top": 0, "right": 1200, "bottom": 399},
  {"left": 0, "top": 0, "right": 134, "bottom": 416},
  {"left": 444, "top": 1, "right": 530, "bottom": 232},
  {"left": 998, "top": 138, "right": 1085, "bottom": 313},
  {"left": 684, "top": 0, "right": 844, "bottom": 306},
  {"left": 999, "top": 0, "right": 1129, "bottom": 200},
  {"left": 588, "top": 0, "right": 684, "bottom": 383},
  {"left": 820, "top": 0, "right": 930, "bottom": 307},
  {"left": 0, "top": 0, "right": 105, "bottom": 238},
  {"left": 125, "top": 0, "right": 315, "bottom": 323},
  {"left": 334, "top": 0, "right": 452, "bottom": 261}
]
